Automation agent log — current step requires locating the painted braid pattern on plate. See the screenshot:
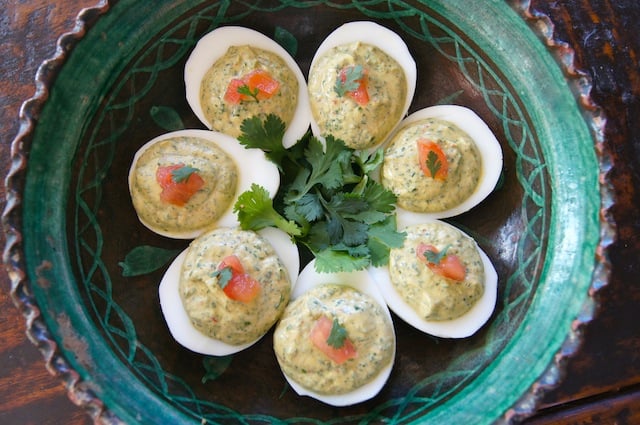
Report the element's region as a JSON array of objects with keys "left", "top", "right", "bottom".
[{"left": 71, "top": 0, "right": 547, "bottom": 423}]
